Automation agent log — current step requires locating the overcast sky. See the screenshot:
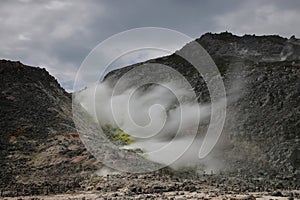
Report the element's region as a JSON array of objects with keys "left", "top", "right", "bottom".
[{"left": 1, "top": 0, "right": 300, "bottom": 91}]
